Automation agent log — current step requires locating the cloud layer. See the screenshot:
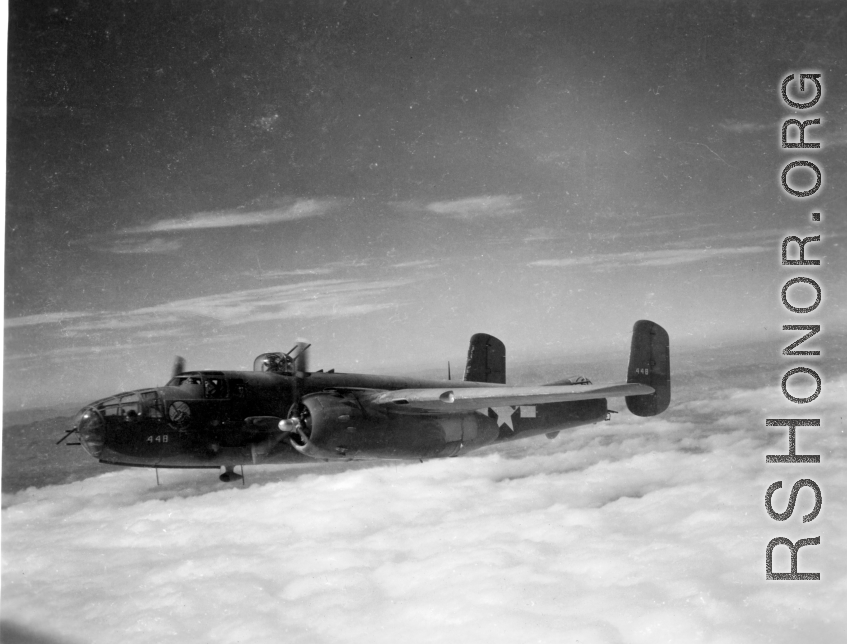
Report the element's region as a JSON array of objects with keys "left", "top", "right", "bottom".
[
  {"left": 530, "top": 246, "right": 768, "bottom": 270},
  {"left": 3, "top": 370, "right": 845, "bottom": 644}
]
